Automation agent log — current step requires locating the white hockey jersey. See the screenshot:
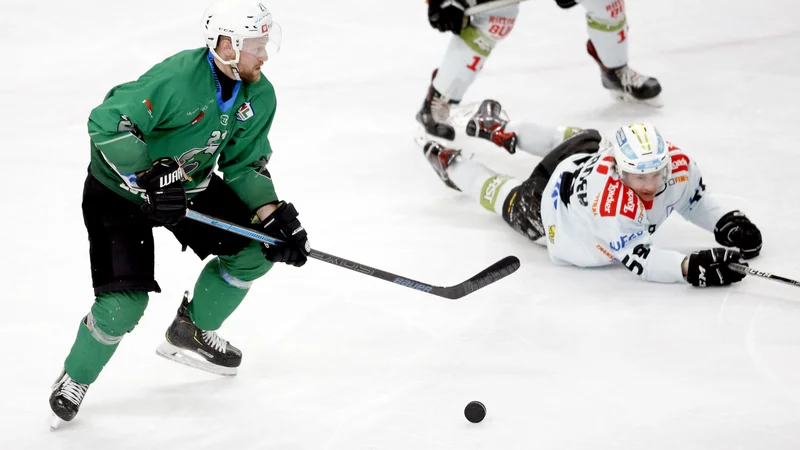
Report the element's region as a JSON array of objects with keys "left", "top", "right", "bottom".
[{"left": 539, "top": 142, "right": 726, "bottom": 283}]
